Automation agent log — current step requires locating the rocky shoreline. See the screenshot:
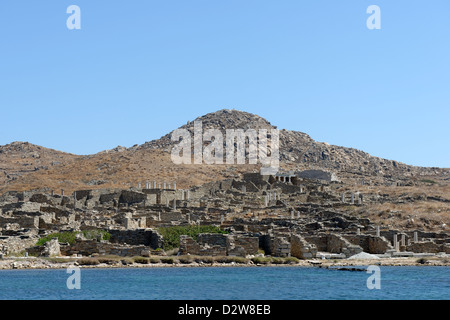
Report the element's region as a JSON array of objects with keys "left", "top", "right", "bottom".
[{"left": 1, "top": 256, "right": 449, "bottom": 270}]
